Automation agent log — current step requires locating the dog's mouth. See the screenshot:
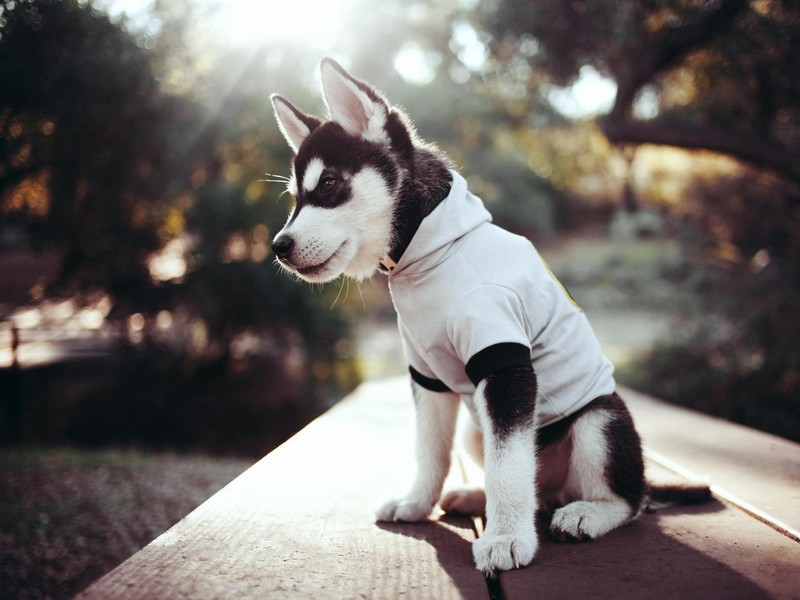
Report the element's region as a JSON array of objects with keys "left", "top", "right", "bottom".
[{"left": 294, "top": 242, "right": 348, "bottom": 280}]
